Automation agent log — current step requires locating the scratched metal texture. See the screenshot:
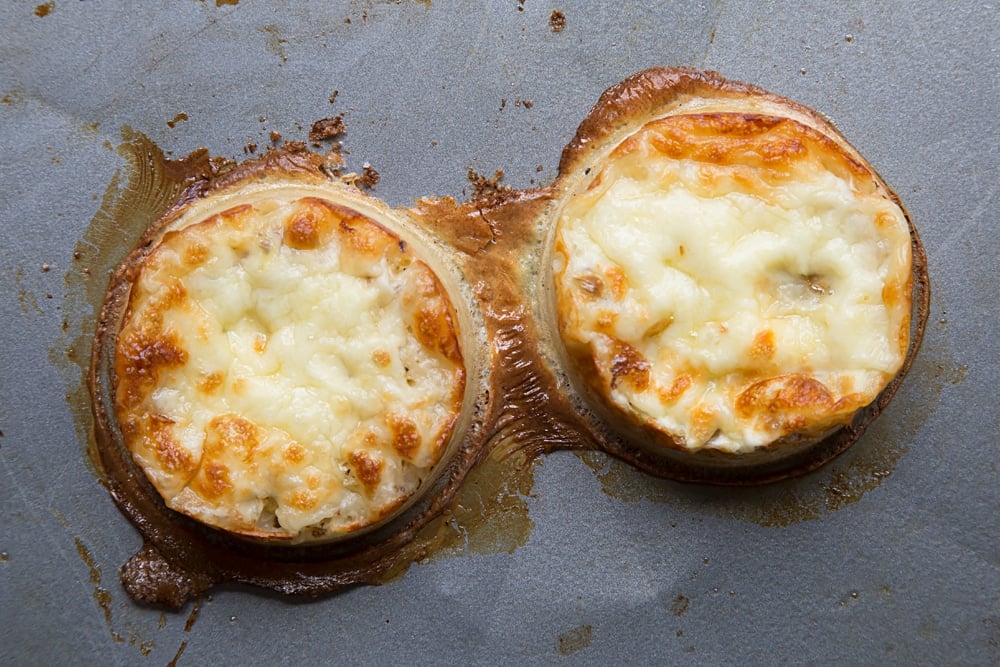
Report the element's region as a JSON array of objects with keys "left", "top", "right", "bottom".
[{"left": 1, "top": 1, "right": 997, "bottom": 664}]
